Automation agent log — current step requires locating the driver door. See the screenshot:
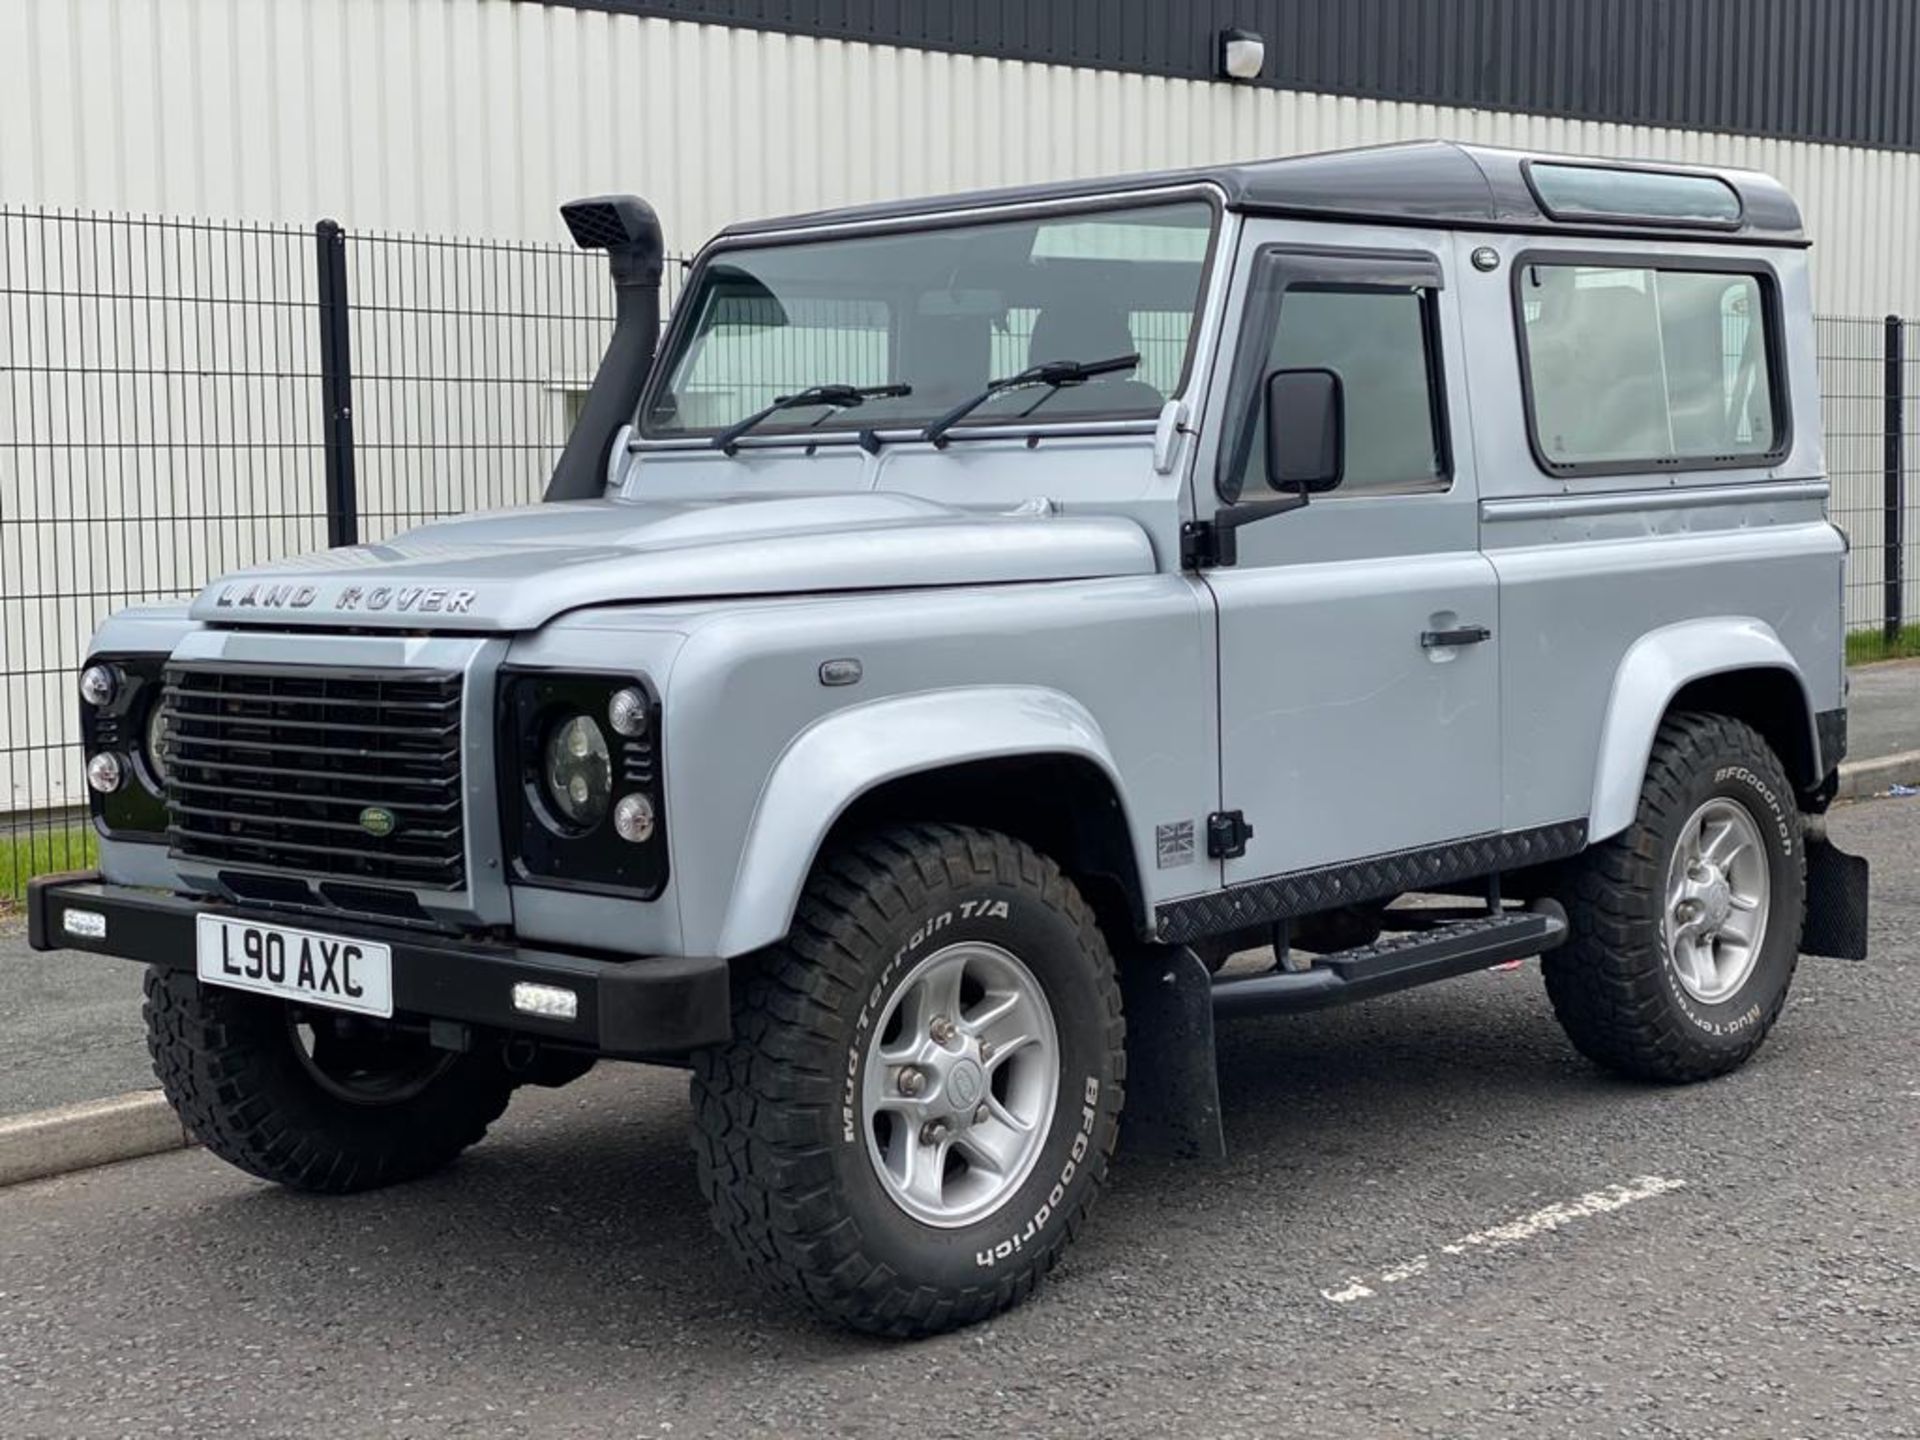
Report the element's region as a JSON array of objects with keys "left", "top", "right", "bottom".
[{"left": 1197, "top": 233, "right": 1501, "bottom": 885}]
